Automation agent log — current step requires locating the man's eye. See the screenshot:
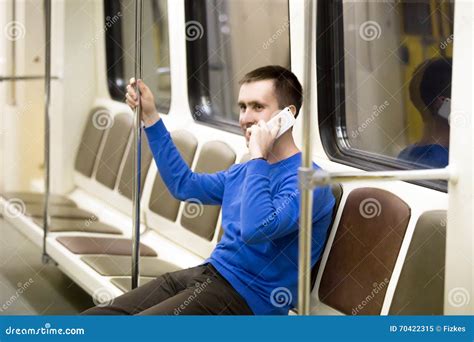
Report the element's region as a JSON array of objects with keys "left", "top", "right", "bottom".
[{"left": 255, "top": 105, "right": 263, "bottom": 110}]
